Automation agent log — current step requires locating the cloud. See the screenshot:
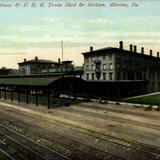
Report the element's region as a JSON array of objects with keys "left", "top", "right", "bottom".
[
  {"left": 84, "top": 18, "right": 108, "bottom": 24},
  {"left": 0, "top": 52, "right": 27, "bottom": 55},
  {"left": 0, "top": 31, "right": 160, "bottom": 43}
]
